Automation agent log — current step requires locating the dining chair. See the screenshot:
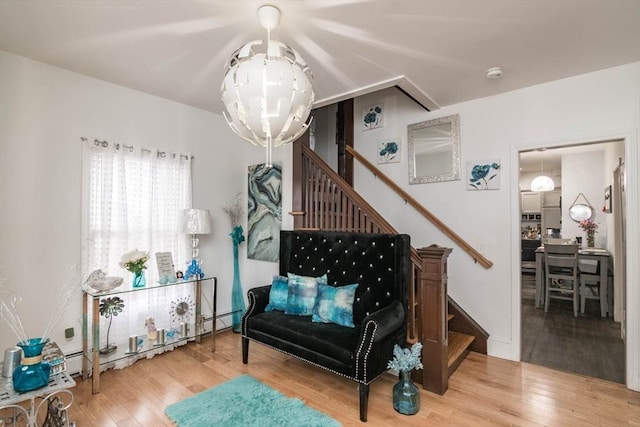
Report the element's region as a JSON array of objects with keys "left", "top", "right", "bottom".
[
  {"left": 544, "top": 243, "right": 580, "bottom": 316},
  {"left": 579, "top": 260, "right": 613, "bottom": 317}
]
